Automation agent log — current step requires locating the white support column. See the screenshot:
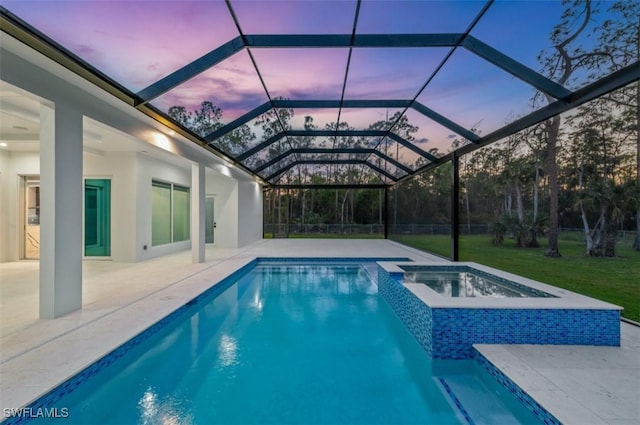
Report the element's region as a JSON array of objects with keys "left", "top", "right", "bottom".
[
  {"left": 39, "top": 102, "right": 83, "bottom": 318},
  {"left": 191, "top": 163, "right": 205, "bottom": 263}
]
